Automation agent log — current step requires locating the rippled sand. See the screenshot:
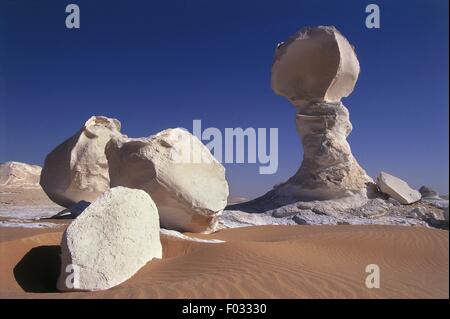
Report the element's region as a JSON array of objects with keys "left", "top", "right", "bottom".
[{"left": 0, "top": 225, "right": 448, "bottom": 298}]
